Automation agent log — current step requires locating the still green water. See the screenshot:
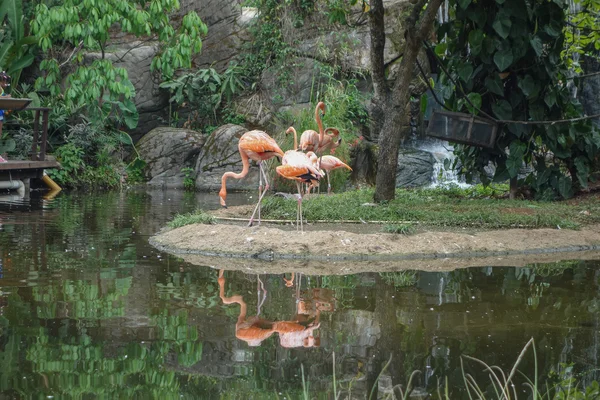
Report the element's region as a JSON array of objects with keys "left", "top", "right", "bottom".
[{"left": 0, "top": 190, "right": 599, "bottom": 399}]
